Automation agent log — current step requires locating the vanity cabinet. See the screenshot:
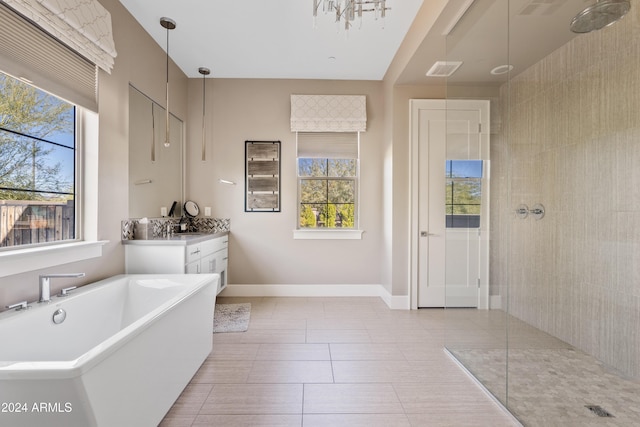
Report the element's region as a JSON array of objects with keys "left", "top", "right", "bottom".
[
  {"left": 124, "top": 233, "right": 228, "bottom": 294},
  {"left": 185, "top": 237, "right": 228, "bottom": 277}
]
